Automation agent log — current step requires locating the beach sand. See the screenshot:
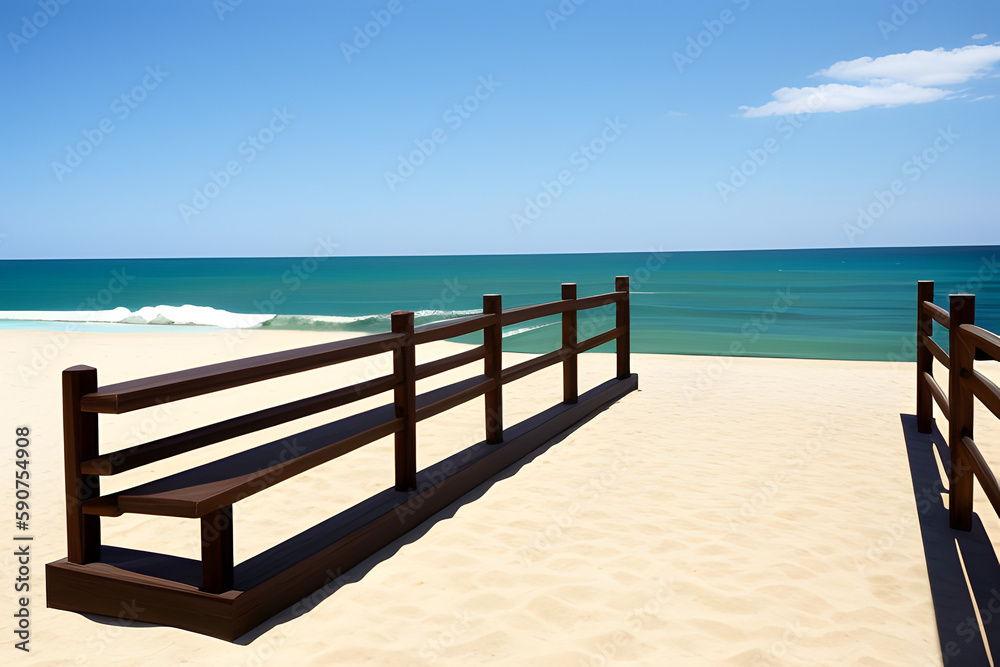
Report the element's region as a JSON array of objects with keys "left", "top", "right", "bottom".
[{"left": 4, "top": 328, "right": 1000, "bottom": 666}]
